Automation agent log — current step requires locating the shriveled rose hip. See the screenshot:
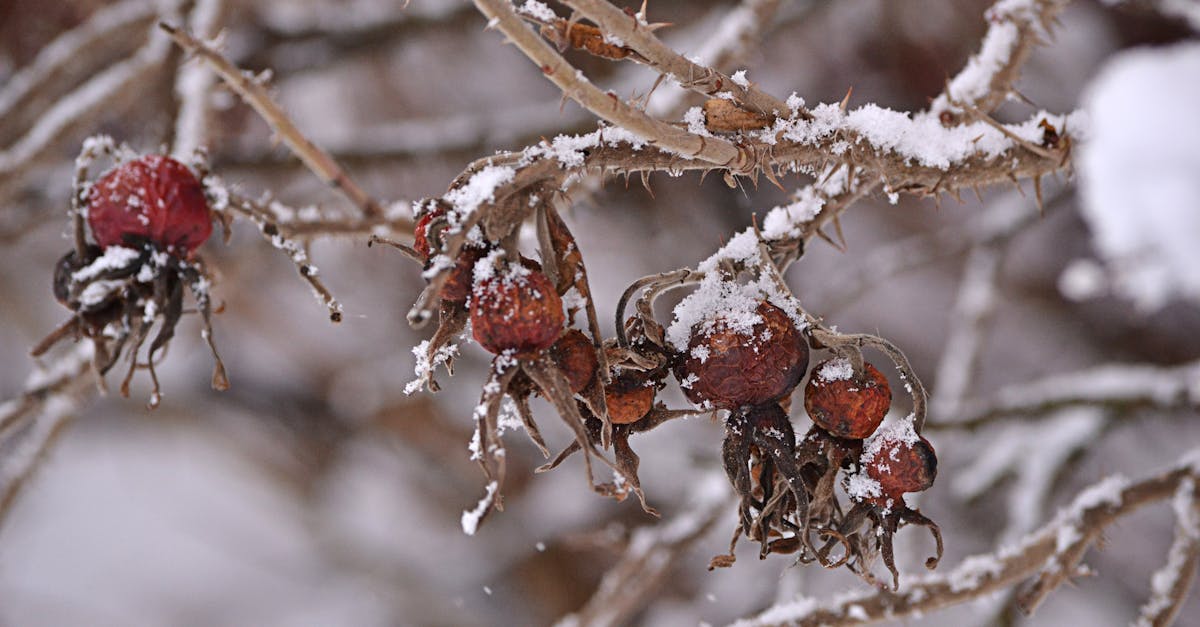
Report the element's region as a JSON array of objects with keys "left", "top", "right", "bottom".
[
  {"left": 865, "top": 435, "right": 937, "bottom": 505},
  {"left": 471, "top": 265, "right": 564, "bottom": 355},
  {"left": 604, "top": 373, "right": 655, "bottom": 425},
  {"left": 87, "top": 155, "right": 212, "bottom": 256},
  {"left": 550, "top": 329, "right": 598, "bottom": 394},
  {"left": 804, "top": 359, "right": 891, "bottom": 439},
  {"left": 675, "top": 301, "right": 809, "bottom": 410}
]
